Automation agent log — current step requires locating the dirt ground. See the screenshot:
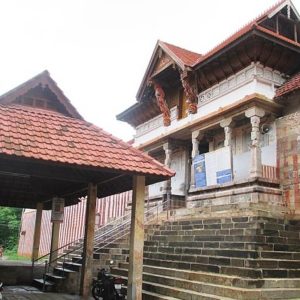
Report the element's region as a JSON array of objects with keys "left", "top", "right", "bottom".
[{"left": 1, "top": 286, "right": 93, "bottom": 299}]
